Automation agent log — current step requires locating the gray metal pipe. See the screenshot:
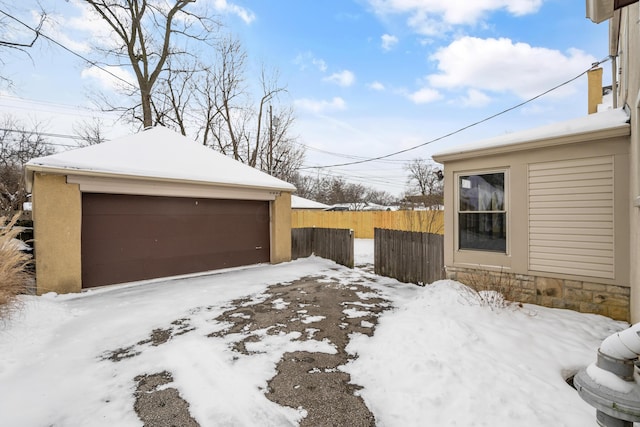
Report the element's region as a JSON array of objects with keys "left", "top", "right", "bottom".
[
  {"left": 600, "top": 323, "right": 640, "bottom": 360},
  {"left": 574, "top": 323, "right": 640, "bottom": 427}
]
